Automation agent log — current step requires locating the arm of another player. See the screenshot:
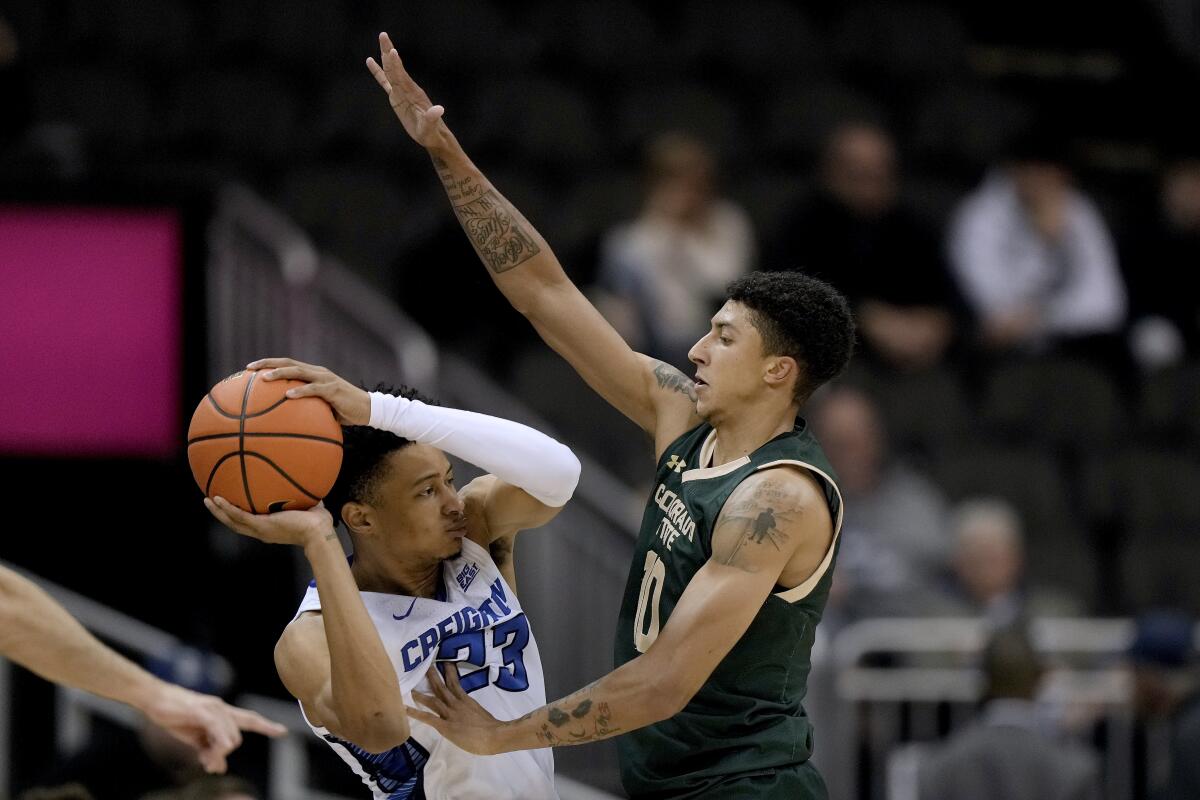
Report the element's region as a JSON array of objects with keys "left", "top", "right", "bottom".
[
  {"left": 205, "top": 498, "right": 411, "bottom": 753},
  {"left": 0, "top": 565, "right": 285, "bottom": 773},
  {"left": 408, "top": 467, "right": 833, "bottom": 753},
  {"left": 366, "top": 33, "right": 701, "bottom": 454}
]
